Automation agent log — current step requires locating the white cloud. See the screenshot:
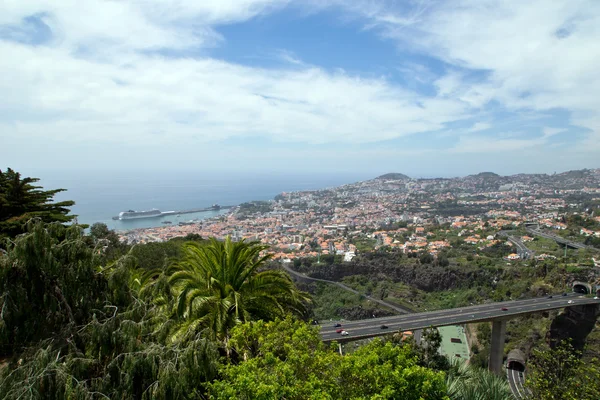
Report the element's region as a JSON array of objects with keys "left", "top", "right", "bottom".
[
  {"left": 542, "top": 127, "right": 564, "bottom": 138},
  {"left": 0, "top": 38, "right": 471, "bottom": 147},
  {"left": 0, "top": 0, "right": 478, "bottom": 151},
  {"left": 276, "top": 49, "right": 304, "bottom": 65},
  {"left": 342, "top": 0, "right": 600, "bottom": 155},
  {"left": 1, "top": 0, "right": 599, "bottom": 173},
  {"left": 467, "top": 122, "right": 491, "bottom": 133},
  {"left": 450, "top": 136, "right": 546, "bottom": 154},
  {"left": 0, "top": 0, "right": 293, "bottom": 53}
]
